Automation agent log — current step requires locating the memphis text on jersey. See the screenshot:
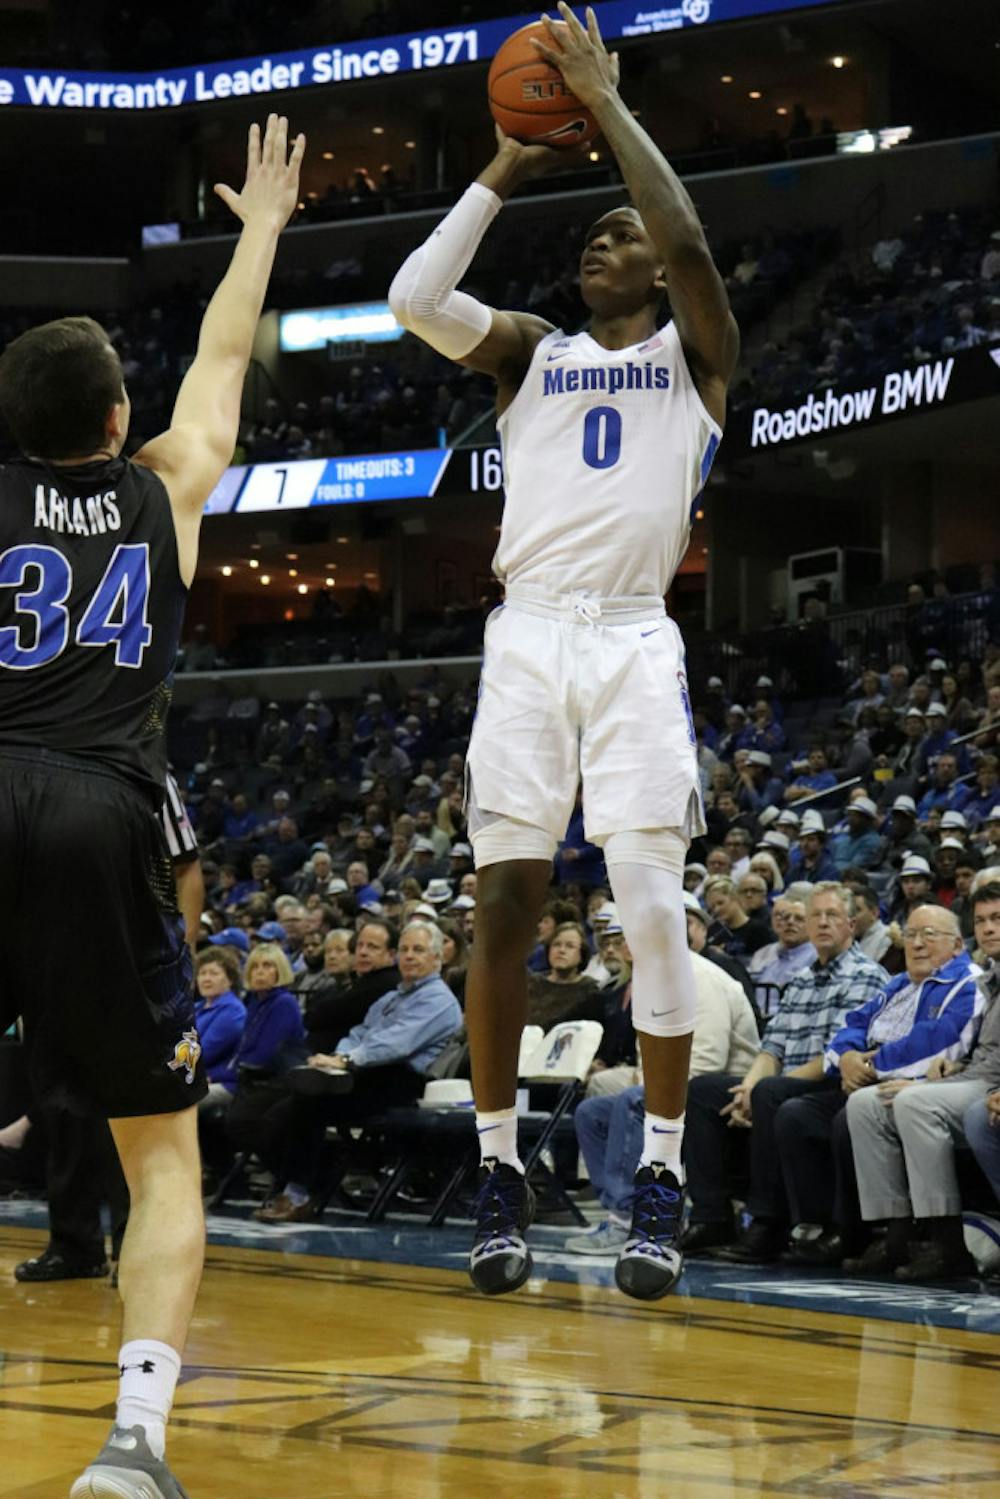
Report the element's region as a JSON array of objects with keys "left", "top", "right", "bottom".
[
  {"left": 33, "top": 483, "right": 122, "bottom": 537},
  {"left": 542, "top": 361, "right": 671, "bottom": 397}
]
